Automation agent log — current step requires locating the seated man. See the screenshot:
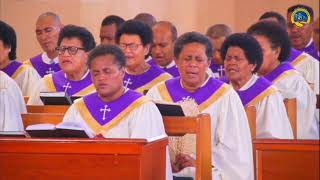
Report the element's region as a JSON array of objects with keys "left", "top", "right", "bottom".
[
  {"left": 24, "top": 12, "right": 62, "bottom": 77},
  {"left": 259, "top": 11, "right": 319, "bottom": 94},
  {"left": 99, "top": 15, "right": 125, "bottom": 45},
  {"left": 150, "top": 21, "right": 179, "bottom": 77},
  {"left": 147, "top": 32, "right": 253, "bottom": 179},
  {"left": 116, "top": 20, "right": 172, "bottom": 94},
  {"left": 0, "top": 20, "right": 41, "bottom": 96},
  {"left": 63, "top": 45, "right": 172, "bottom": 180},
  {"left": 28, "top": 25, "right": 96, "bottom": 105},
  {"left": 206, "top": 24, "right": 232, "bottom": 79},
  {"left": 0, "top": 71, "right": 26, "bottom": 131}
]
